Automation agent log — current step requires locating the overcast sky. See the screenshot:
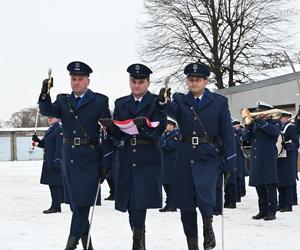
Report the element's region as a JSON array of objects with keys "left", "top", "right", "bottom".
[
  {"left": 0, "top": 0, "right": 147, "bottom": 121},
  {"left": 1, "top": 0, "right": 300, "bottom": 122}
]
